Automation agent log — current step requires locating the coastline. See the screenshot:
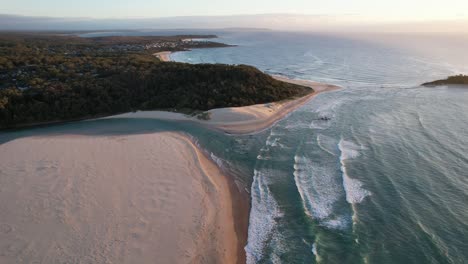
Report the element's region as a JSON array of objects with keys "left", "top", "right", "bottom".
[
  {"left": 1, "top": 48, "right": 339, "bottom": 263},
  {"left": 0, "top": 131, "right": 246, "bottom": 264},
  {"left": 119, "top": 50, "right": 341, "bottom": 134},
  {"left": 94, "top": 75, "right": 339, "bottom": 263},
  {"left": 212, "top": 75, "right": 340, "bottom": 134},
  {"left": 106, "top": 76, "right": 340, "bottom": 134},
  {"left": 184, "top": 134, "right": 249, "bottom": 264},
  {"left": 154, "top": 51, "right": 172, "bottom": 62},
  {"left": 0, "top": 79, "right": 334, "bottom": 133}
]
